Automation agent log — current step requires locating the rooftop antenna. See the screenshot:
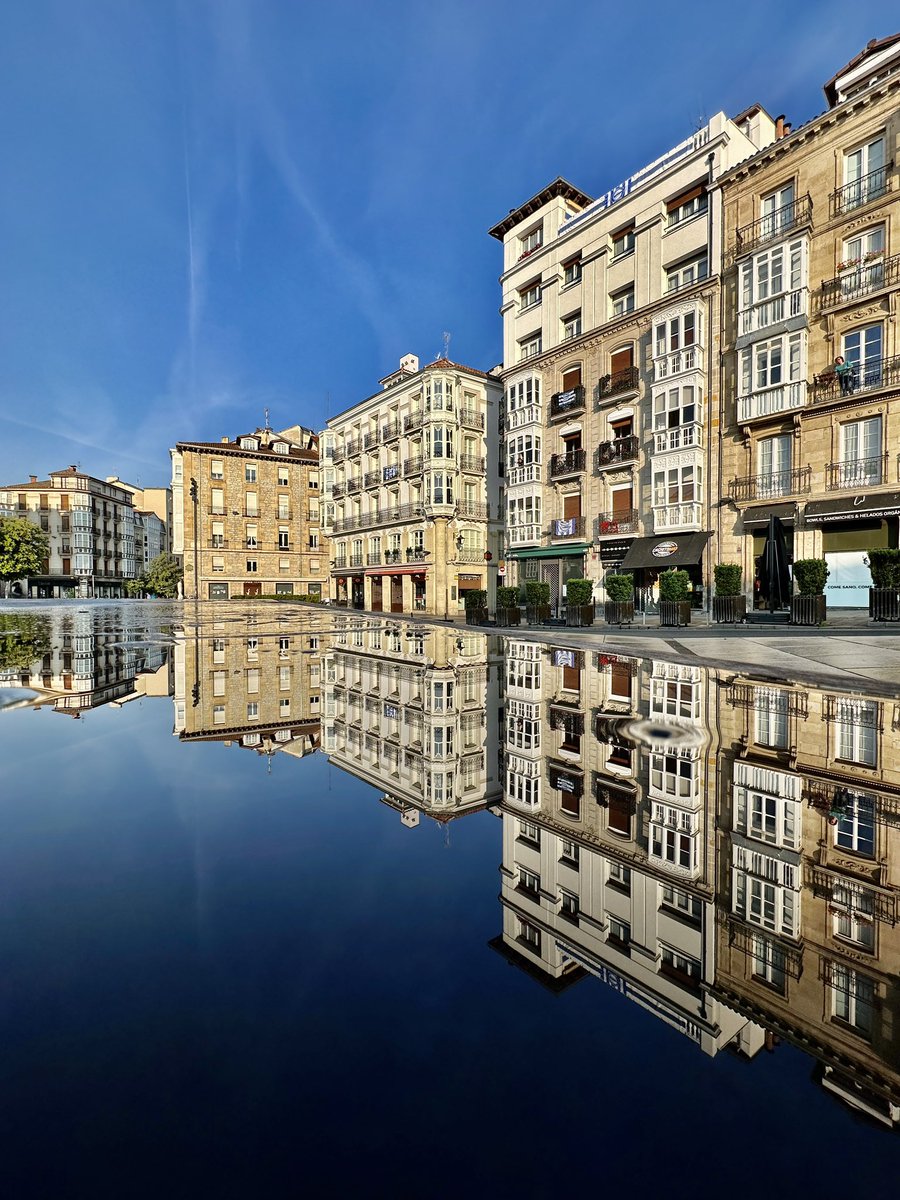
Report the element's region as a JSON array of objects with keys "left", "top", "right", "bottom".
[
  {"left": 442, "top": 331, "right": 451, "bottom": 361},
  {"left": 263, "top": 407, "right": 271, "bottom": 431}
]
